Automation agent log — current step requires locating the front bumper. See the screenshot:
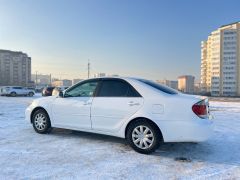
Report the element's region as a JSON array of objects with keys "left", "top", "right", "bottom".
[{"left": 25, "top": 106, "right": 32, "bottom": 123}]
